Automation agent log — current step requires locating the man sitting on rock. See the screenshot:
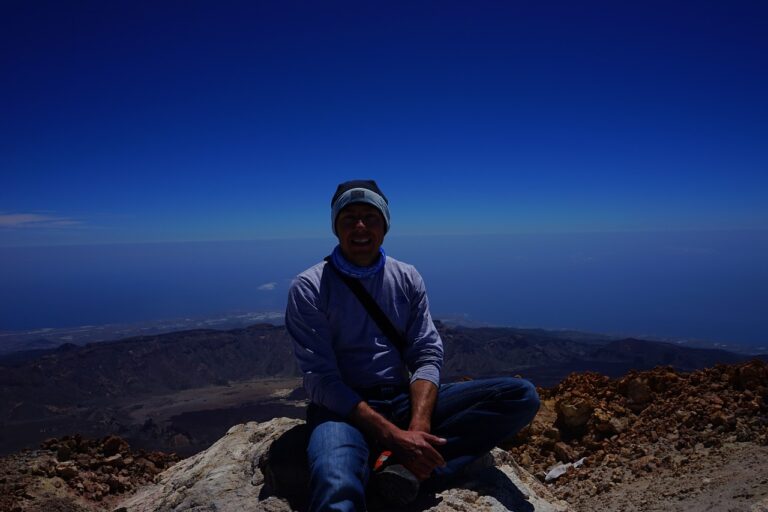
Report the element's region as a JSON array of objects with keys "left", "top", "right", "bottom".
[{"left": 286, "top": 180, "right": 540, "bottom": 511}]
